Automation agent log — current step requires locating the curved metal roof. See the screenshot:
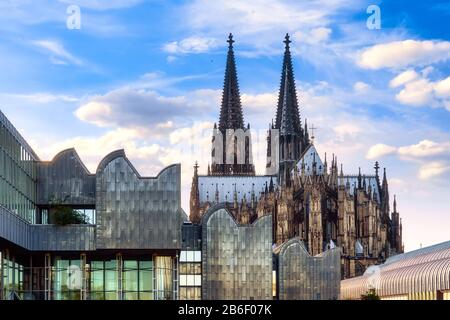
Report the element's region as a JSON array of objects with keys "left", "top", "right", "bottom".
[{"left": 341, "top": 241, "right": 450, "bottom": 299}]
